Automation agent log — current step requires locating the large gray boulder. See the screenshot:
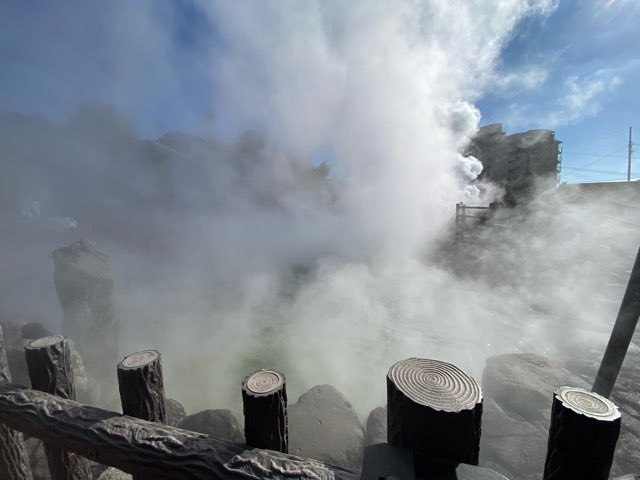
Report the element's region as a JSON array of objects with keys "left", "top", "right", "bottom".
[
  {"left": 479, "top": 396, "right": 547, "bottom": 480},
  {"left": 177, "top": 409, "right": 244, "bottom": 443},
  {"left": 166, "top": 398, "right": 187, "bottom": 427},
  {"left": 482, "top": 353, "right": 589, "bottom": 424},
  {"left": 288, "top": 384, "right": 364, "bottom": 470},
  {"left": 480, "top": 353, "right": 590, "bottom": 480},
  {"left": 363, "top": 406, "right": 386, "bottom": 448}
]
